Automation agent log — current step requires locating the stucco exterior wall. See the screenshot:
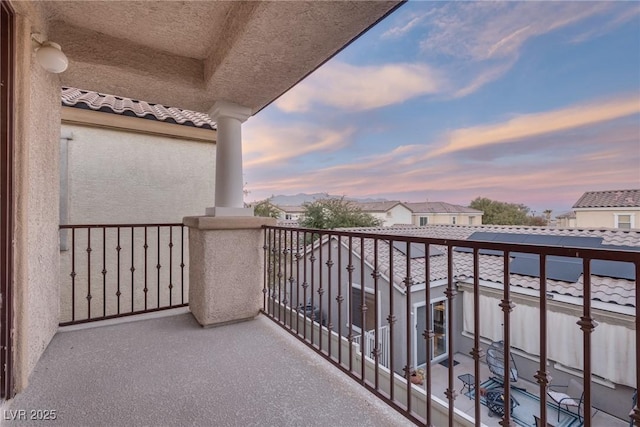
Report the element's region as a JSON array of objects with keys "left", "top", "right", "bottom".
[
  {"left": 12, "top": 2, "right": 61, "bottom": 392},
  {"left": 412, "top": 213, "right": 481, "bottom": 226},
  {"left": 388, "top": 205, "right": 412, "bottom": 226},
  {"left": 575, "top": 209, "right": 639, "bottom": 229},
  {"left": 61, "top": 123, "right": 216, "bottom": 224}
]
